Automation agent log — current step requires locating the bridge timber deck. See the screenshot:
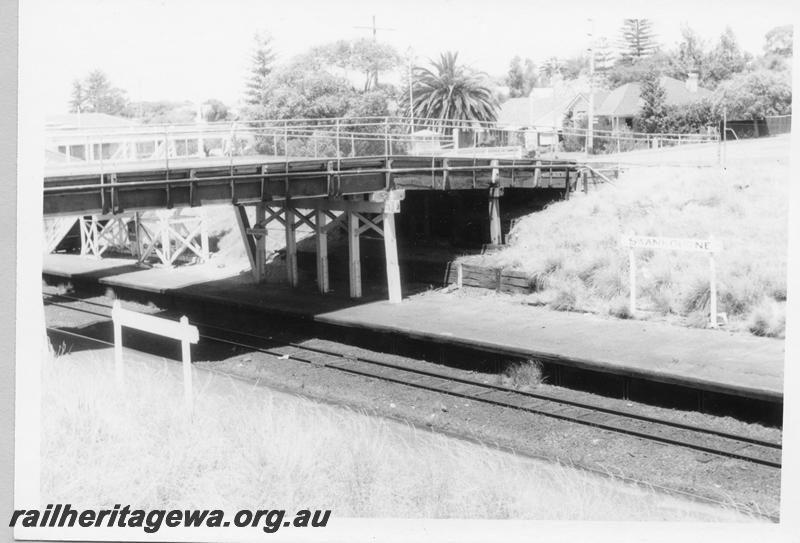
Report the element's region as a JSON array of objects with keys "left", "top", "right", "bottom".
[{"left": 43, "top": 155, "right": 578, "bottom": 217}]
